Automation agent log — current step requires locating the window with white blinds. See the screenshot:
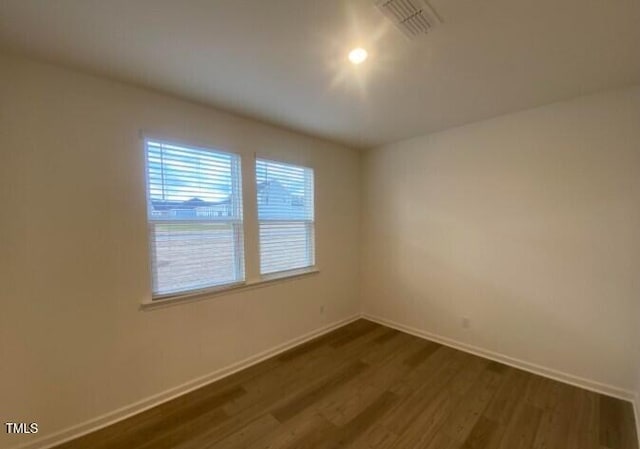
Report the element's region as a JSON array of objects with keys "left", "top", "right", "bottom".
[
  {"left": 144, "top": 140, "right": 244, "bottom": 298},
  {"left": 256, "top": 159, "right": 315, "bottom": 275}
]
